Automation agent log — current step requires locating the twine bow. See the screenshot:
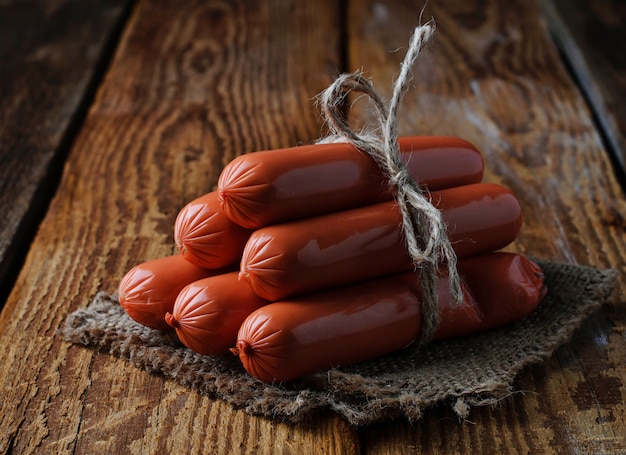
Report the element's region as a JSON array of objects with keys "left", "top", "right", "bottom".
[{"left": 317, "top": 23, "right": 463, "bottom": 342}]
